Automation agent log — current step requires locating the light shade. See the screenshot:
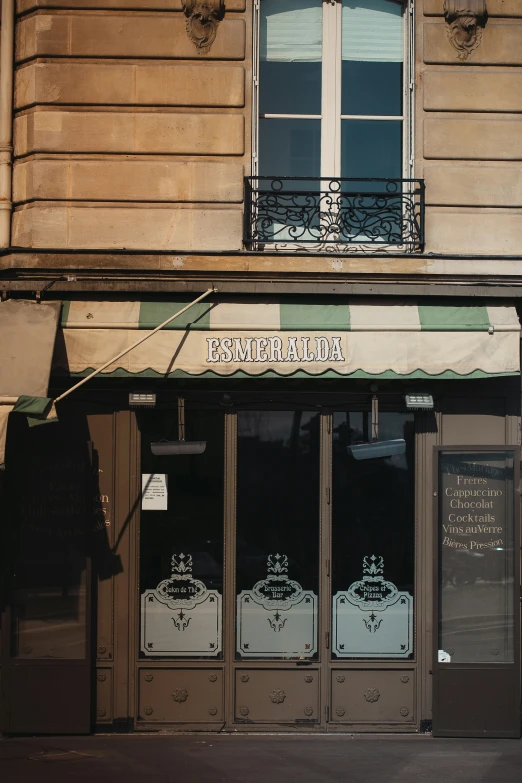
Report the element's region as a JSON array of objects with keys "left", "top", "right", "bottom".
[
  {"left": 404, "top": 393, "right": 434, "bottom": 410},
  {"left": 151, "top": 441, "right": 206, "bottom": 456},
  {"left": 347, "top": 439, "right": 406, "bottom": 460}
]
